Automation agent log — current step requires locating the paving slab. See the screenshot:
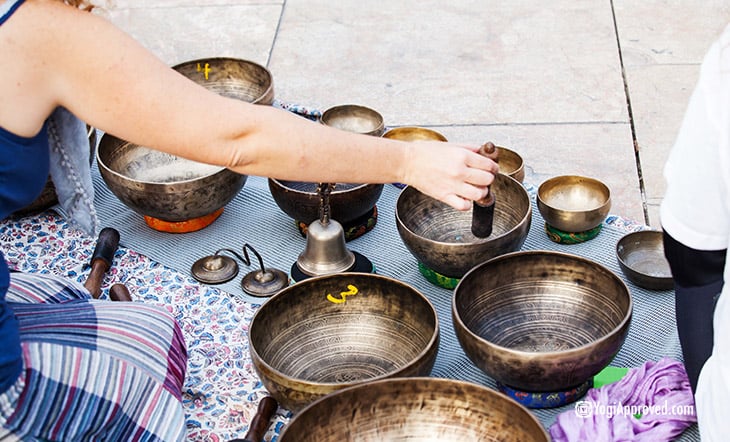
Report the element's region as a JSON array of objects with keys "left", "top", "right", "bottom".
[{"left": 270, "top": 0, "right": 628, "bottom": 126}]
